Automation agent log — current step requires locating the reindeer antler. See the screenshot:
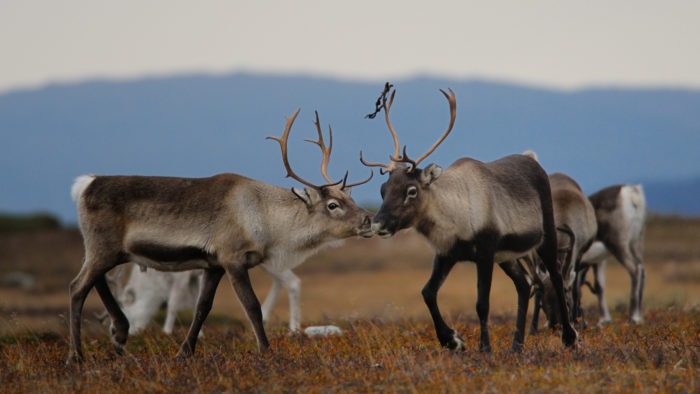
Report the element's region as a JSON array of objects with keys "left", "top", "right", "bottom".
[
  {"left": 269, "top": 109, "right": 373, "bottom": 191},
  {"left": 412, "top": 88, "right": 457, "bottom": 169},
  {"left": 268, "top": 109, "right": 339, "bottom": 190},
  {"left": 305, "top": 111, "right": 337, "bottom": 185},
  {"left": 362, "top": 86, "right": 456, "bottom": 173}
]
